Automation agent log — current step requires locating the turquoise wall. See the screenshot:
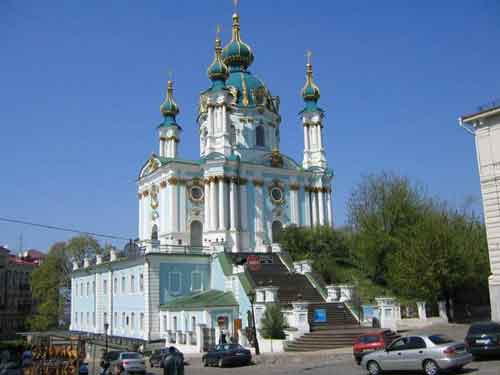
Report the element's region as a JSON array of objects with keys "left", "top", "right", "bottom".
[{"left": 159, "top": 262, "right": 210, "bottom": 304}]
